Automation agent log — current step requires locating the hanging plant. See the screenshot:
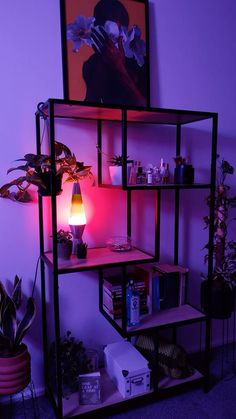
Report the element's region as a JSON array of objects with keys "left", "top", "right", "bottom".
[{"left": 0, "top": 141, "right": 93, "bottom": 202}]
